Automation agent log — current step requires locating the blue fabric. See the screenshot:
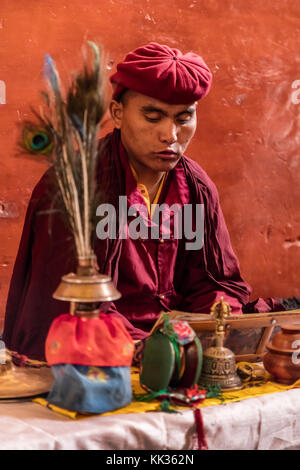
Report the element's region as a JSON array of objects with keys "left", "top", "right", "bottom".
[{"left": 47, "top": 364, "right": 132, "bottom": 413}]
